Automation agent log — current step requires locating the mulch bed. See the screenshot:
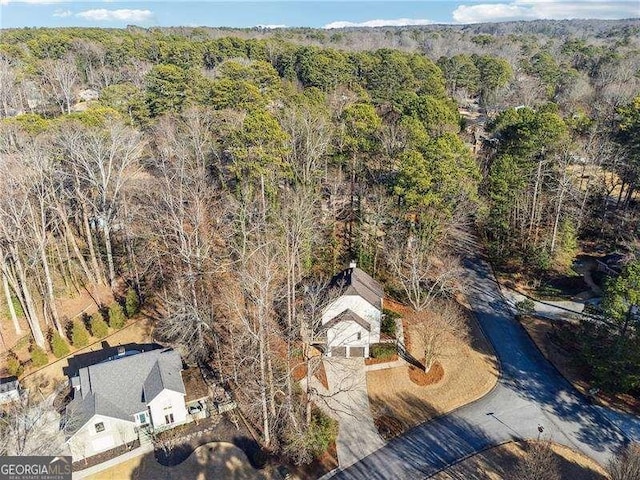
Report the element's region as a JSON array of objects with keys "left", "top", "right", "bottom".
[
  {"left": 72, "top": 439, "right": 141, "bottom": 471},
  {"left": 287, "top": 440, "right": 339, "bottom": 479},
  {"left": 408, "top": 361, "right": 444, "bottom": 386}
]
